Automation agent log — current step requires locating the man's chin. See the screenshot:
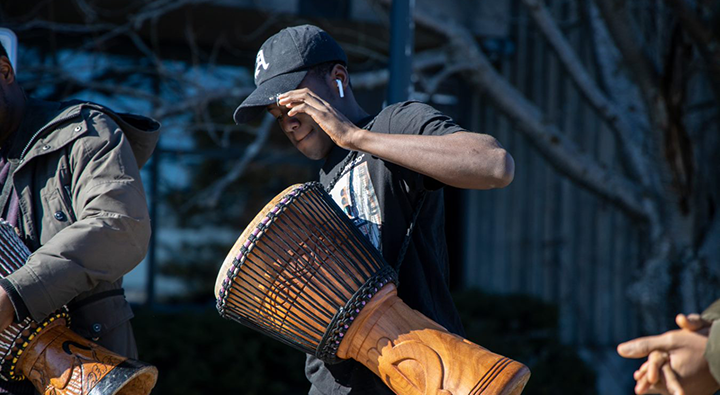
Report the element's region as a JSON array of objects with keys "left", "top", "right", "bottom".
[
  {"left": 298, "top": 145, "right": 331, "bottom": 161},
  {"left": 302, "top": 151, "right": 327, "bottom": 161}
]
